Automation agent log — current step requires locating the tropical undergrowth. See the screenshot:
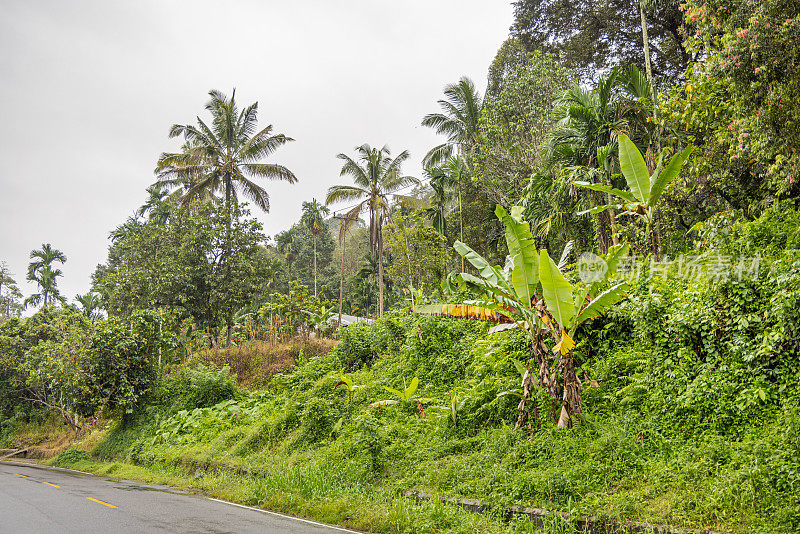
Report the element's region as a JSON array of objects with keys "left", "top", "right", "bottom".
[{"left": 39, "top": 208, "right": 800, "bottom": 533}]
